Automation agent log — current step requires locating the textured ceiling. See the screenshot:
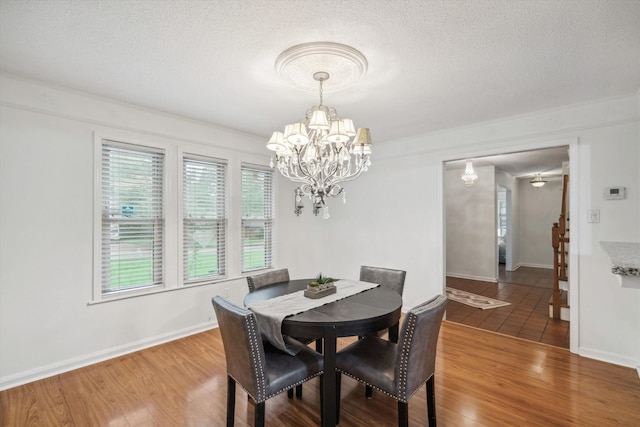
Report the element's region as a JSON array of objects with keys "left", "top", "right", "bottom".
[{"left": 1, "top": 0, "right": 639, "bottom": 151}]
